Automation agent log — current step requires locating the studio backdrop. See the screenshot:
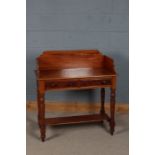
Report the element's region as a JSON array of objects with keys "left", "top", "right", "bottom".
[{"left": 26, "top": 0, "right": 129, "bottom": 104}]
